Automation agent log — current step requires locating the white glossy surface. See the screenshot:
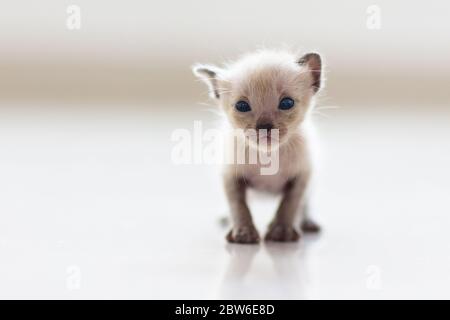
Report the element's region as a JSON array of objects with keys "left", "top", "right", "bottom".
[{"left": 0, "top": 104, "right": 449, "bottom": 299}]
